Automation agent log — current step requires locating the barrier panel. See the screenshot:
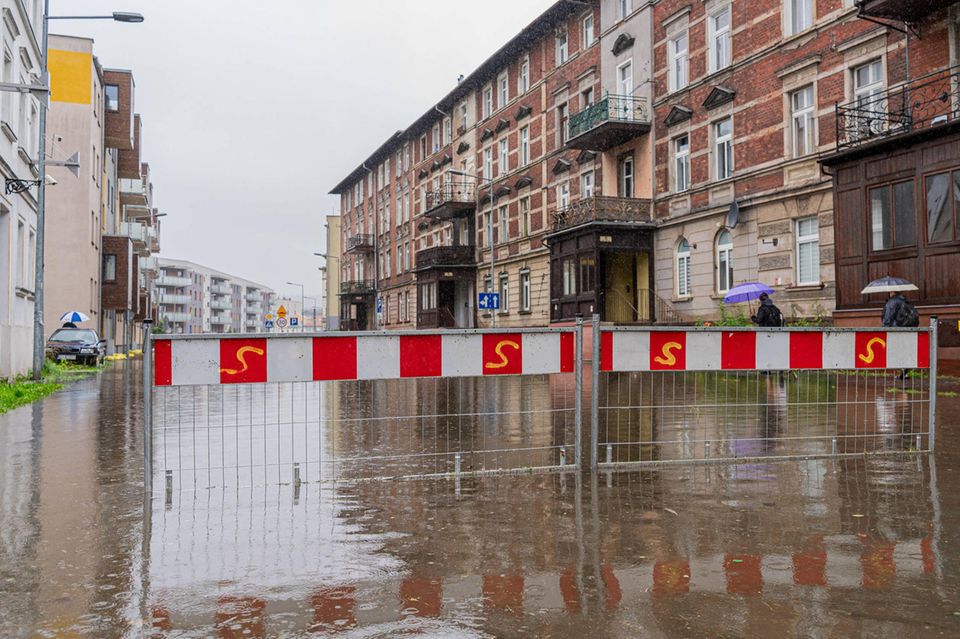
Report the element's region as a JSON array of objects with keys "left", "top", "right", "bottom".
[
  {"left": 592, "top": 318, "right": 938, "bottom": 469},
  {"left": 144, "top": 324, "right": 582, "bottom": 491}
]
